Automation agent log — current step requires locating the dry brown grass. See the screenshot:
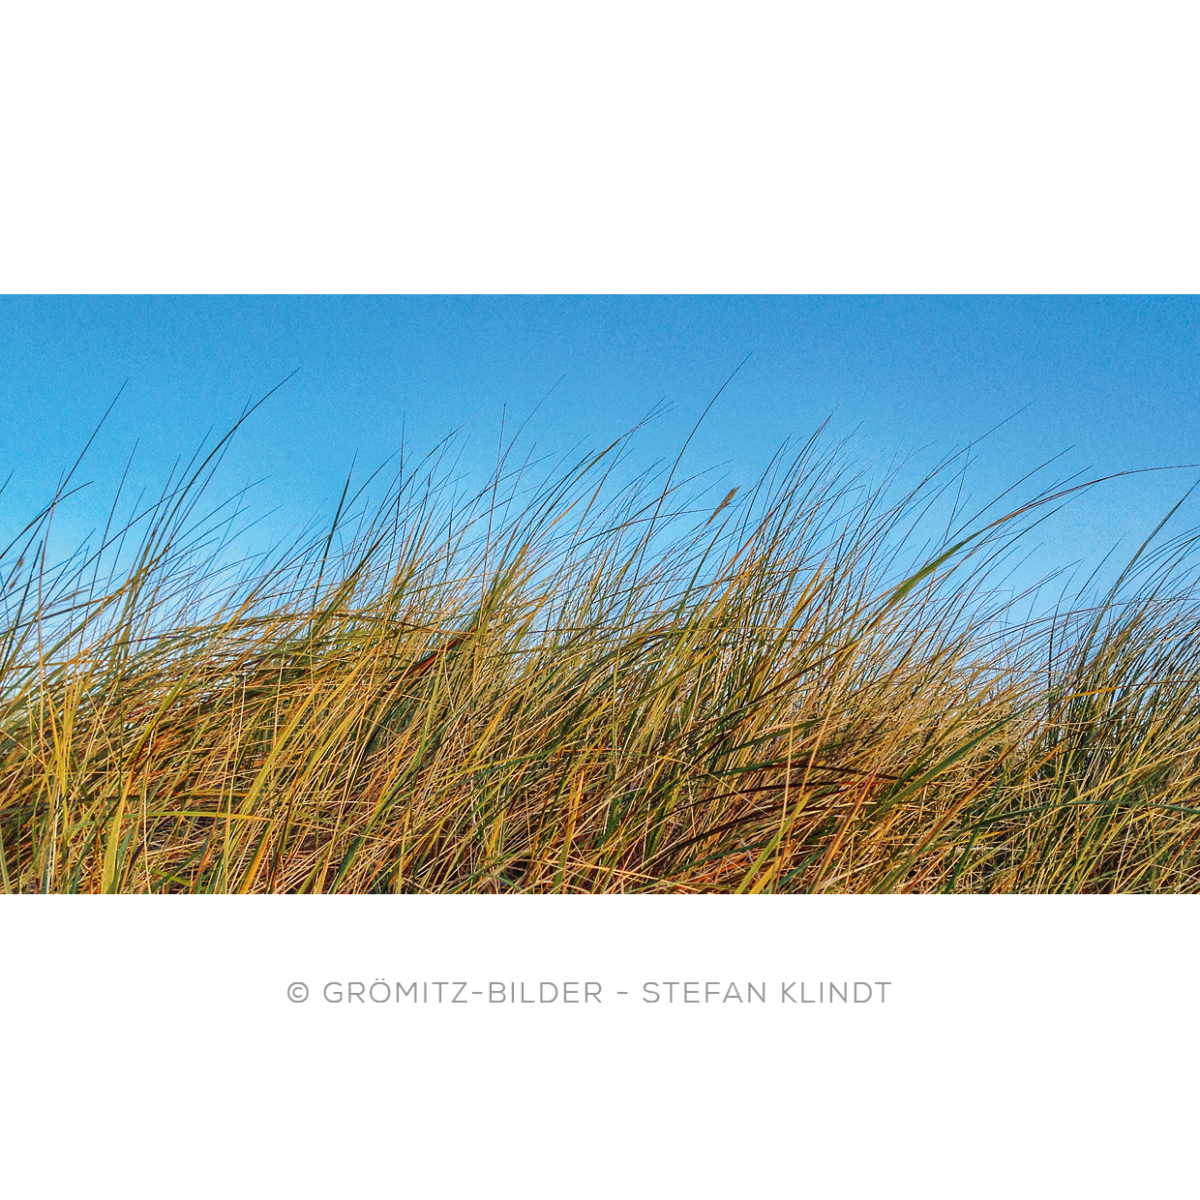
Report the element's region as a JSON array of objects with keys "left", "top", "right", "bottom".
[{"left": 4, "top": 388, "right": 1200, "bottom": 893}]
